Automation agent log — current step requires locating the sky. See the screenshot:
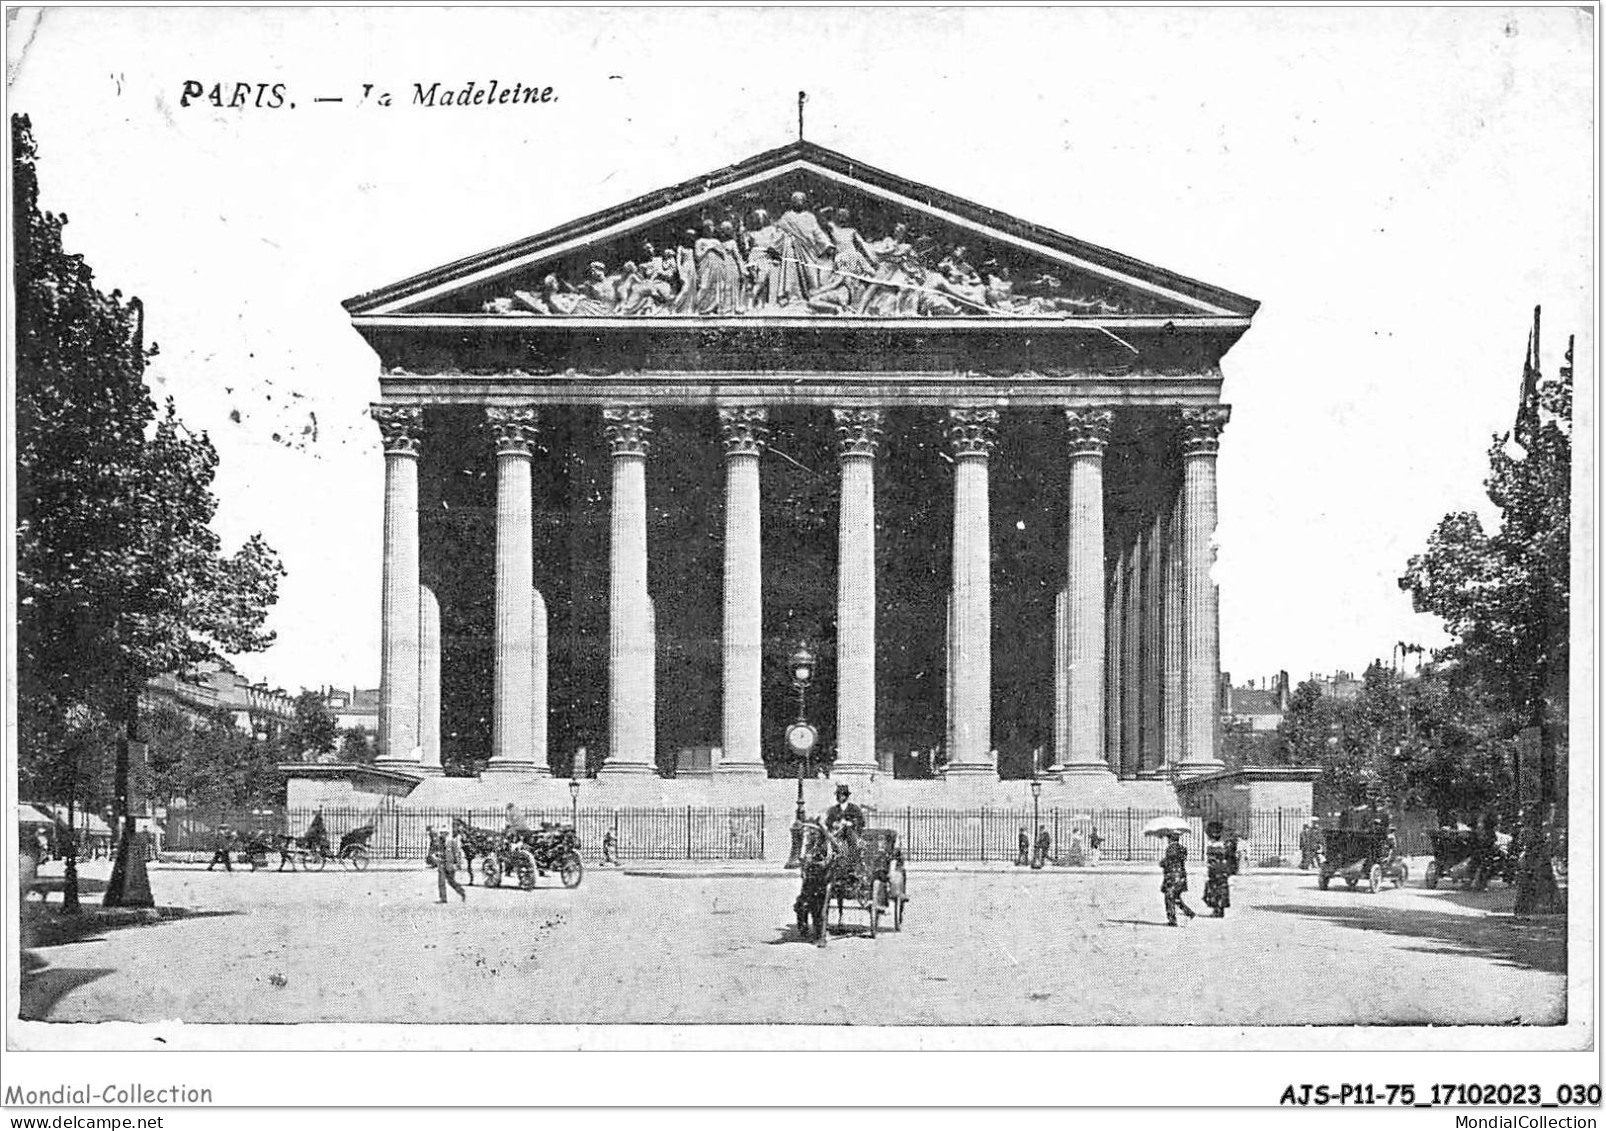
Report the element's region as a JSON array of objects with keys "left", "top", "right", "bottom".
[{"left": 6, "top": 6, "right": 1594, "bottom": 695}]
